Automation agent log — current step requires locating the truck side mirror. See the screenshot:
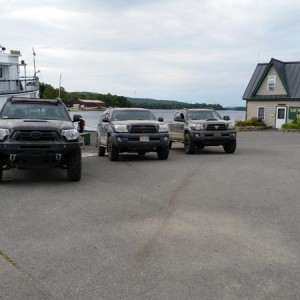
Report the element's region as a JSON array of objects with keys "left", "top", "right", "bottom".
[
  {"left": 77, "top": 118, "right": 85, "bottom": 133},
  {"left": 73, "top": 114, "right": 82, "bottom": 122},
  {"left": 158, "top": 117, "right": 164, "bottom": 122},
  {"left": 223, "top": 116, "right": 230, "bottom": 121}
]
